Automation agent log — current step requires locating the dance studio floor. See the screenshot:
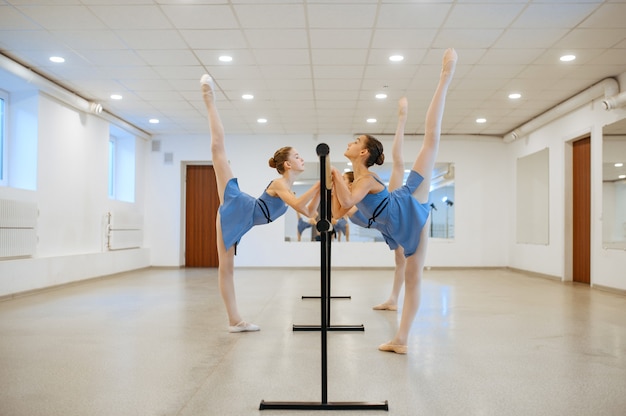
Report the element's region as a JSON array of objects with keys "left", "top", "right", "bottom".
[{"left": 0, "top": 267, "right": 625, "bottom": 416}]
